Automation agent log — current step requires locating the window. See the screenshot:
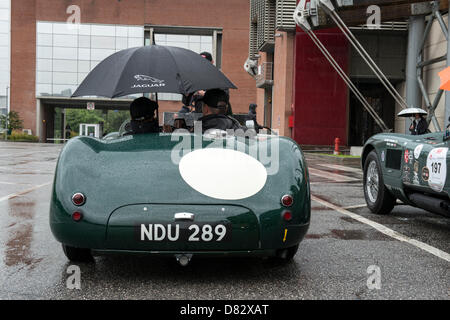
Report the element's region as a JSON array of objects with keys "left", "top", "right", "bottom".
[
  {"left": 36, "top": 22, "right": 144, "bottom": 97},
  {"left": 146, "top": 26, "right": 222, "bottom": 101}
]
